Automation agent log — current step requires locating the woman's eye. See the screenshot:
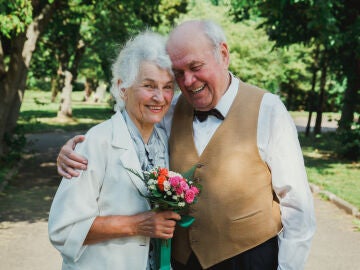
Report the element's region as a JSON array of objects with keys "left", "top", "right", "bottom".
[{"left": 164, "top": 85, "right": 174, "bottom": 90}]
